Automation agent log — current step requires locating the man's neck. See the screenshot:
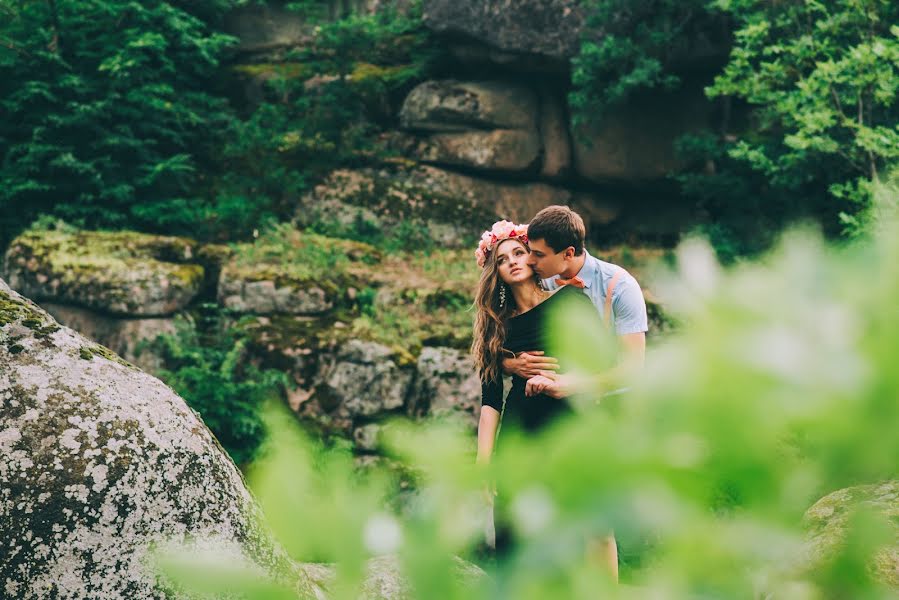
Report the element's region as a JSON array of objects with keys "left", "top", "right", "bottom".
[{"left": 559, "top": 252, "right": 587, "bottom": 279}]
